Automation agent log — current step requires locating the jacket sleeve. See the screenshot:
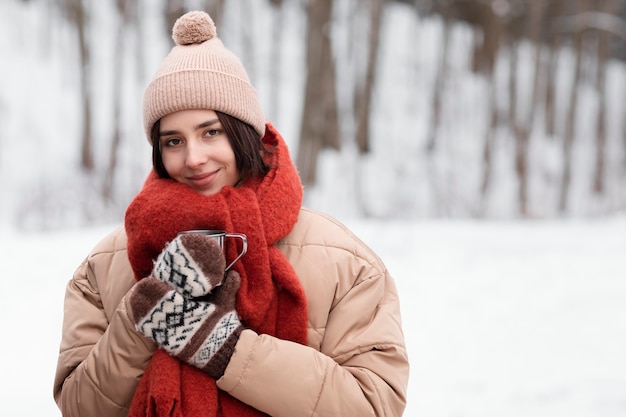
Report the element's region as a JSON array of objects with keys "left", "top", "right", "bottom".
[
  {"left": 53, "top": 231, "right": 156, "bottom": 417},
  {"left": 218, "top": 239, "right": 409, "bottom": 416}
]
